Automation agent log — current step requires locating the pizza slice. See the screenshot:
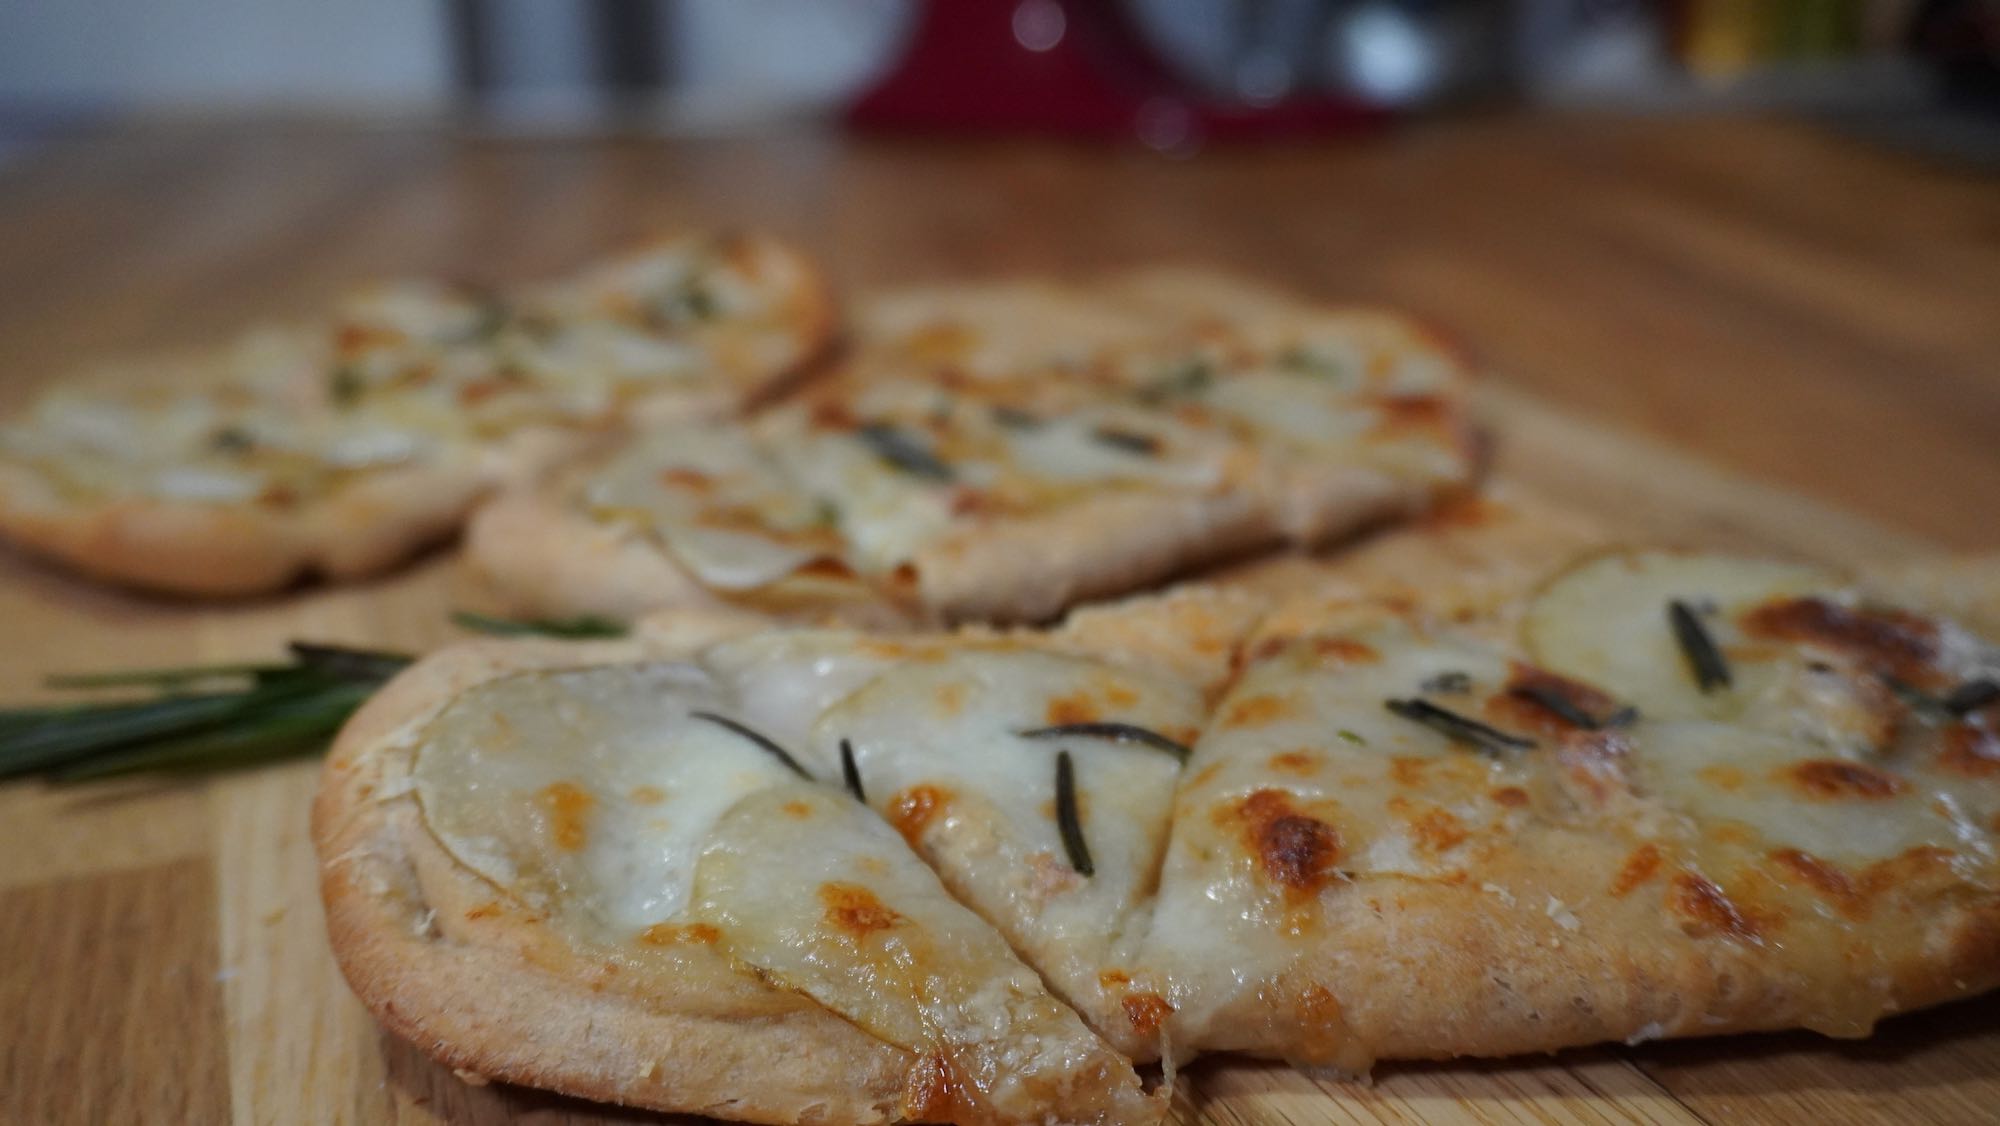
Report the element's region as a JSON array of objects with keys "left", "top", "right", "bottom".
[
  {"left": 1136, "top": 549, "right": 2000, "bottom": 1070},
  {"left": 0, "top": 232, "right": 831, "bottom": 595},
  {"left": 315, "top": 617, "right": 1159, "bottom": 1126},
  {"left": 466, "top": 271, "right": 1477, "bottom": 625}
]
